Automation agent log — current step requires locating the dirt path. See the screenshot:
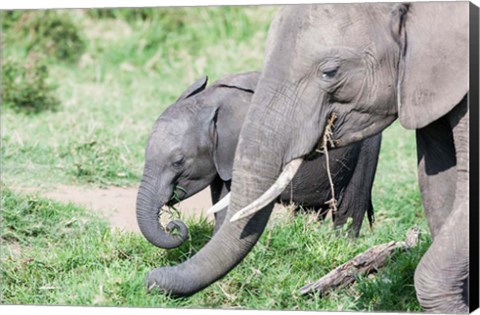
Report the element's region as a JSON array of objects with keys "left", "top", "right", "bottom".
[
  {"left": 18, "top": 182, "right": 295, "bottom": 235},
  {"left": 21, "top": 185, "right": 215, "bottom": 234}
]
